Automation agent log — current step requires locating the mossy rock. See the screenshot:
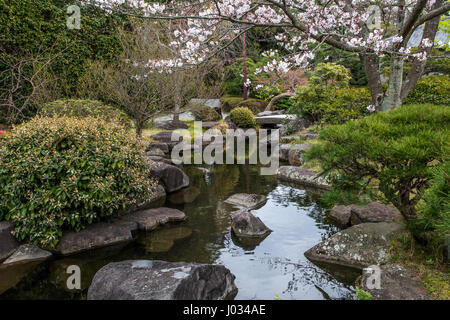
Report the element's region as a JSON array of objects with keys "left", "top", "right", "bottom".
[
  {"left": 237, "top": 99, "right": 268, "bottom": 114},
  {"left": 191, "top": 105, "right": 221, "bottom": 121}
]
